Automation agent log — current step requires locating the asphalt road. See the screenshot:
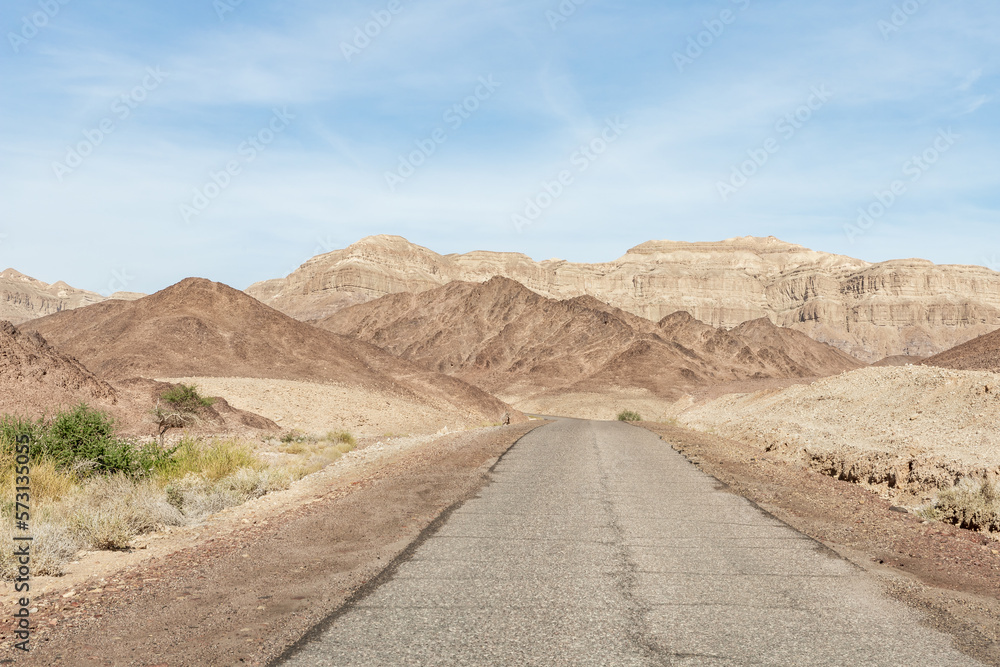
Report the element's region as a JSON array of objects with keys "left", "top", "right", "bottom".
[{"left": 278, "top": 418, "right": 983, "bottom": 666}]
